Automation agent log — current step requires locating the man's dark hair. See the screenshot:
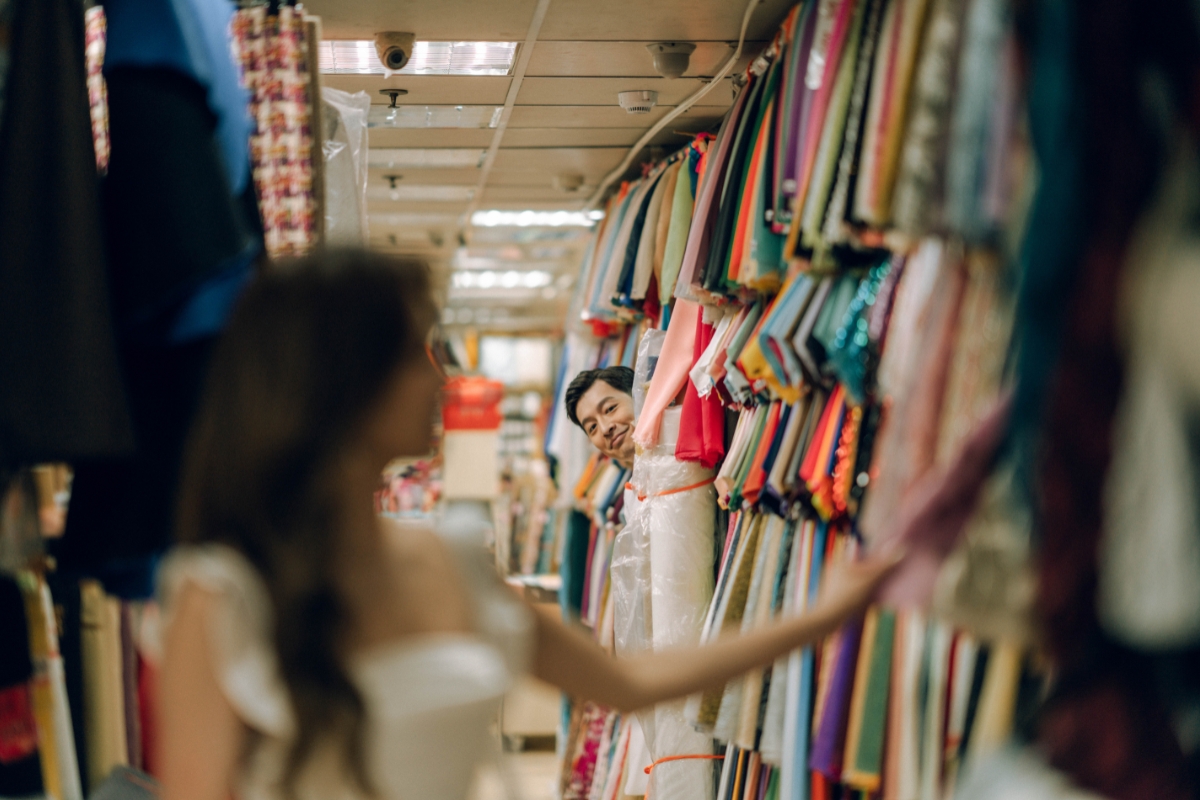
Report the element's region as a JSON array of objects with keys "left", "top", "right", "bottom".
[{"left": 564, "top": 366, "right": 634, "bottom": 428}]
